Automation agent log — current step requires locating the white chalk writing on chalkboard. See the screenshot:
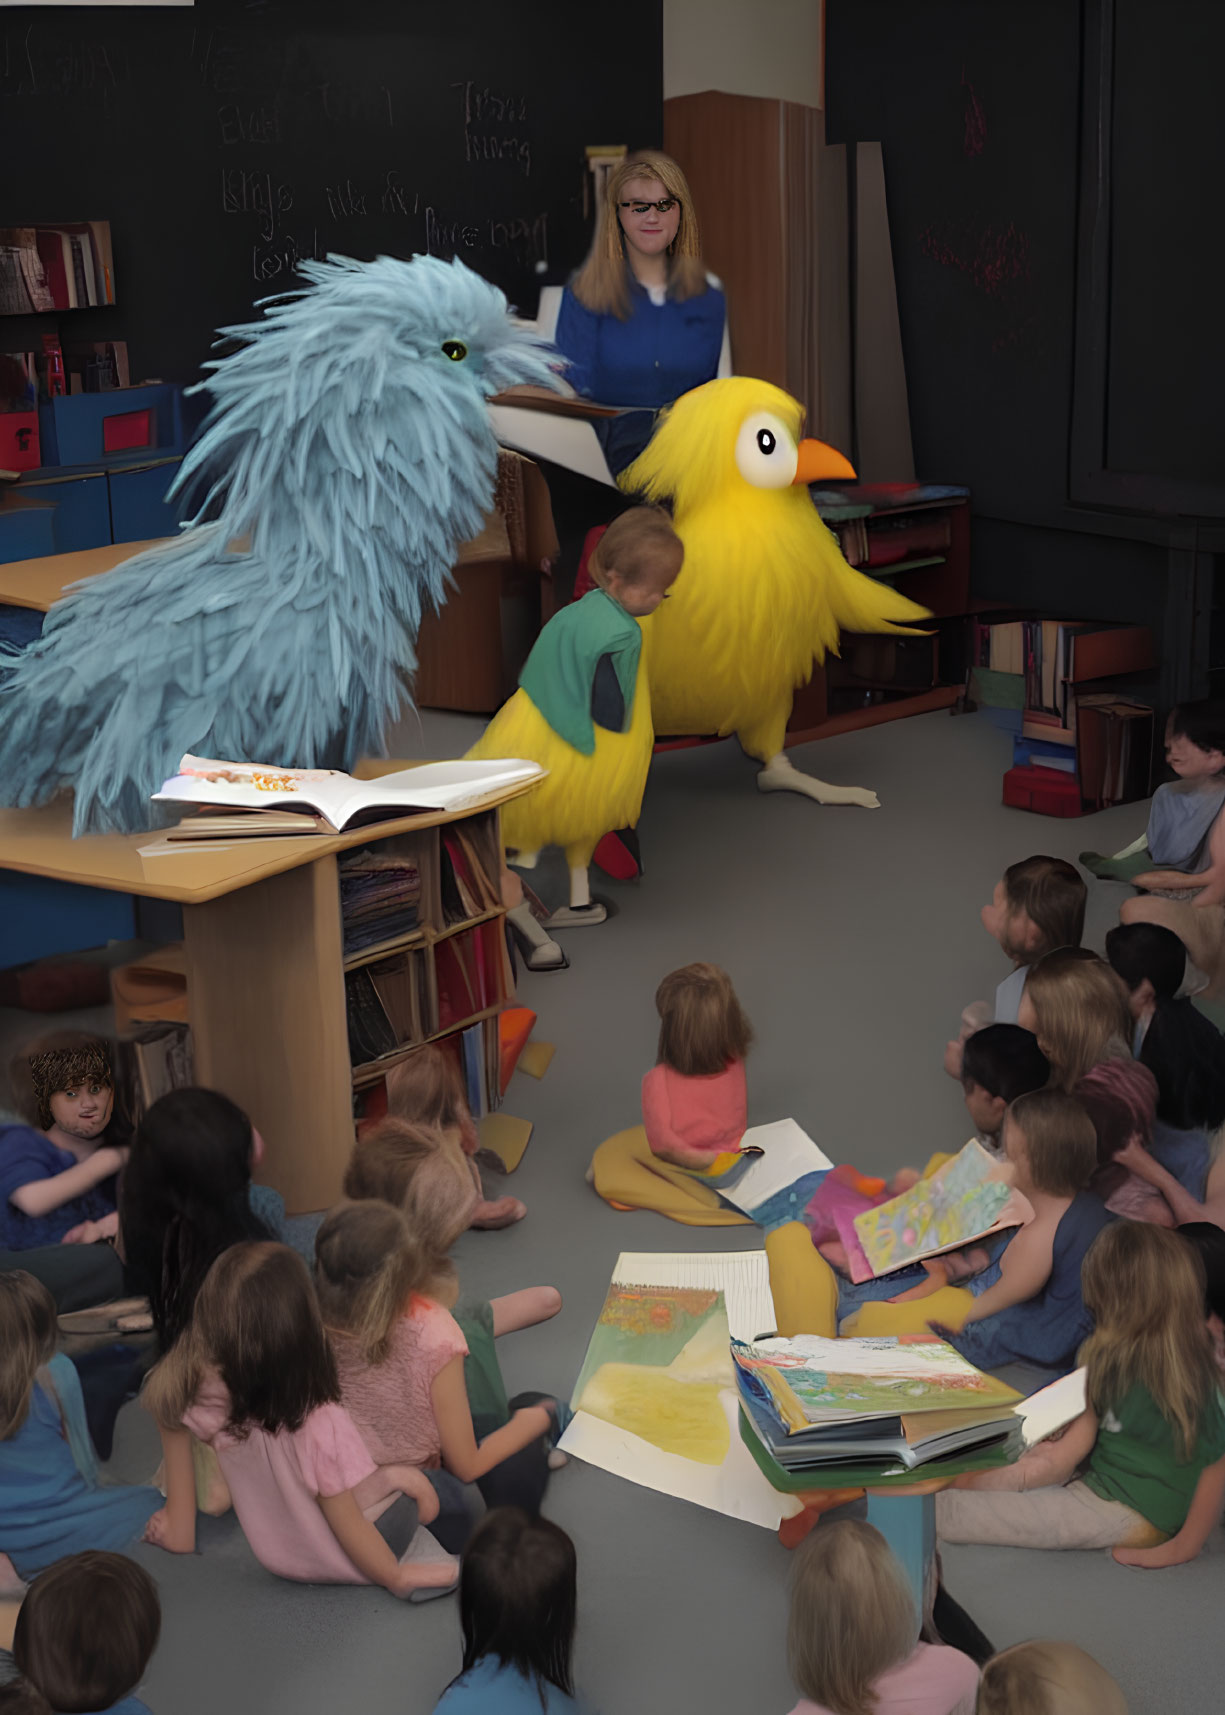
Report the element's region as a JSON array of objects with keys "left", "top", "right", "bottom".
[
  {"left": 252, "top": 229, "right": 325, "bottom": 287},
  {"left": 380, "top": 173, "right": 420, "bottom": 218},
  {"left": 426, "top": 207, "right": 548, "bottom": 267},
  {"left": 452, "top": 80, "right": 532, "bottom": 178},
  {"left": 221, "top": 168, "right": 294, "bottom": 244},
  {"left": 1, "top": 30, "right": 124, "bottom": 98},
  {"left": 325, "top": 180, "right": 369, "bottom": 220},
  {"left": 217, "top": 105, "right": 281, "bottom": 148}
]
